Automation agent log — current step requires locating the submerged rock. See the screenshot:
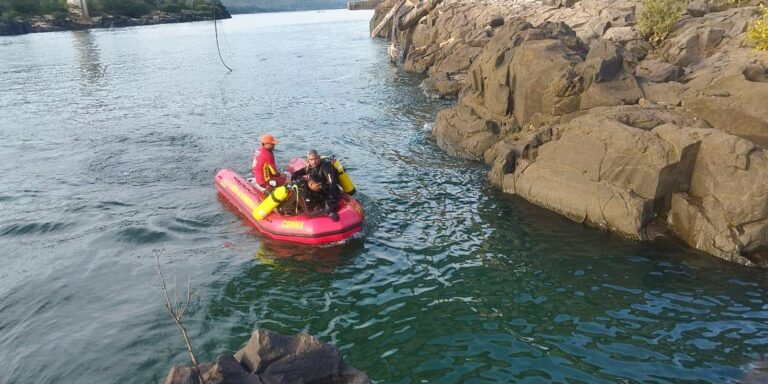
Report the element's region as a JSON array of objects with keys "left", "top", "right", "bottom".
[{"left": 165, "top": 330, "right": 370, "bottom": 384}]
